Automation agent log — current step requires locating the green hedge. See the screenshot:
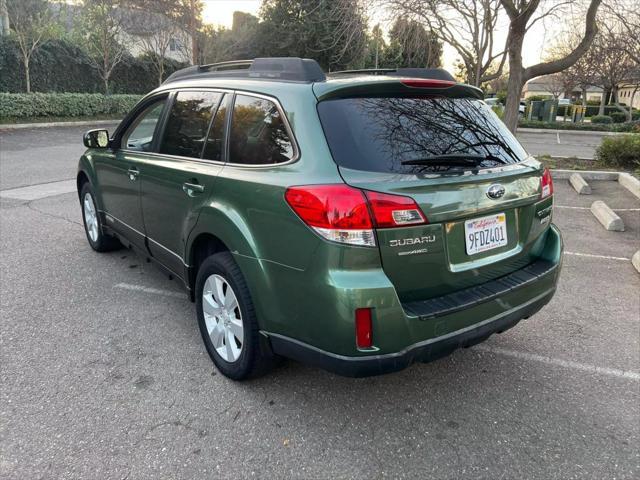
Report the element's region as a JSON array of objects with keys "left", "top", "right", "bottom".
[
  {"left": 0, "top": 38, "right": 186, "bottom": 94},
  {"left": 518, "top": 119, "right": 639, "bottom": 133},
  {"left": 0, "top": 93, "right": 142, "bottom": 118},
  {"left": 591, "top": 115, "right": 613, "bottom": 124},
  {"left": 595, "top": 134, "right": 640, "bottom": 170}
]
